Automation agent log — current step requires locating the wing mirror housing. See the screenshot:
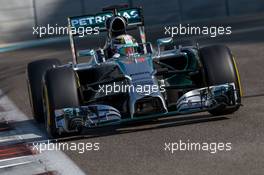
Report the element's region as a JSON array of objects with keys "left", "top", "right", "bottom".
[
  {"left": 157, "top": 37, "right": 173, "bottom": 57},
  {"left": 78, "top": 49, "right": 95, "bottom": 57},
  {"left": 157, "top": 37, "right": 173, "bottom": 45},
  {"left": 78, "top": 49, "right": 106, "bottom": 65}
]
